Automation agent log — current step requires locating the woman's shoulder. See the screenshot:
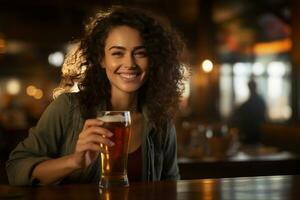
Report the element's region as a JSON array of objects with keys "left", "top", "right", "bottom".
[
  {"left": 40, "top": 93, "right": 81, "bottom": 120},
  {"left": 52, "top": 92, "right": 80, "bottom": 109}
]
